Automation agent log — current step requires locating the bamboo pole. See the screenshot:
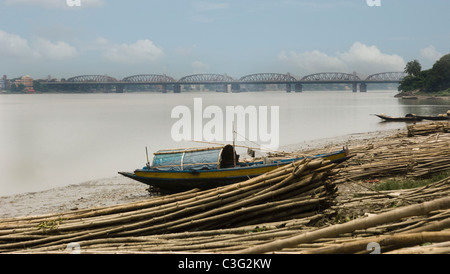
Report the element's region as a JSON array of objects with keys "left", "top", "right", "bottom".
[
  {"left": 235, "top": 196, "right": 450, "bottom": 254},
  {"left": 299, "top": 231, "right": 450, "bottom": 254}
]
